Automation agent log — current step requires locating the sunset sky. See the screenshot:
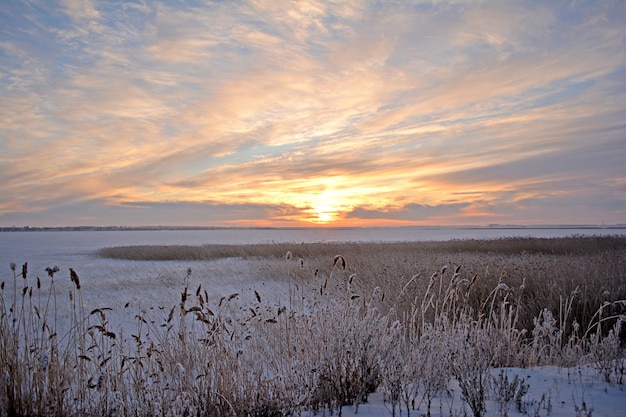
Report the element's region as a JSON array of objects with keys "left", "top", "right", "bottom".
[{"left": 1, "top": 0, "right": 625, "bottom": 227}]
